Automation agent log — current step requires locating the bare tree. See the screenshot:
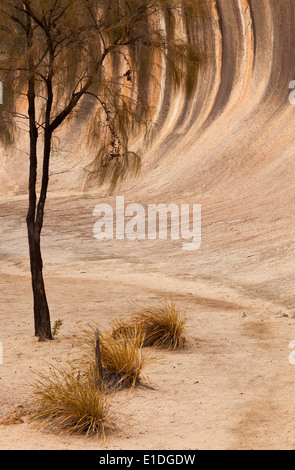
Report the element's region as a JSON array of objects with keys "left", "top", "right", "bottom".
[{"left": 0, "top": 0, "right": 202, "bottom": 340}]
